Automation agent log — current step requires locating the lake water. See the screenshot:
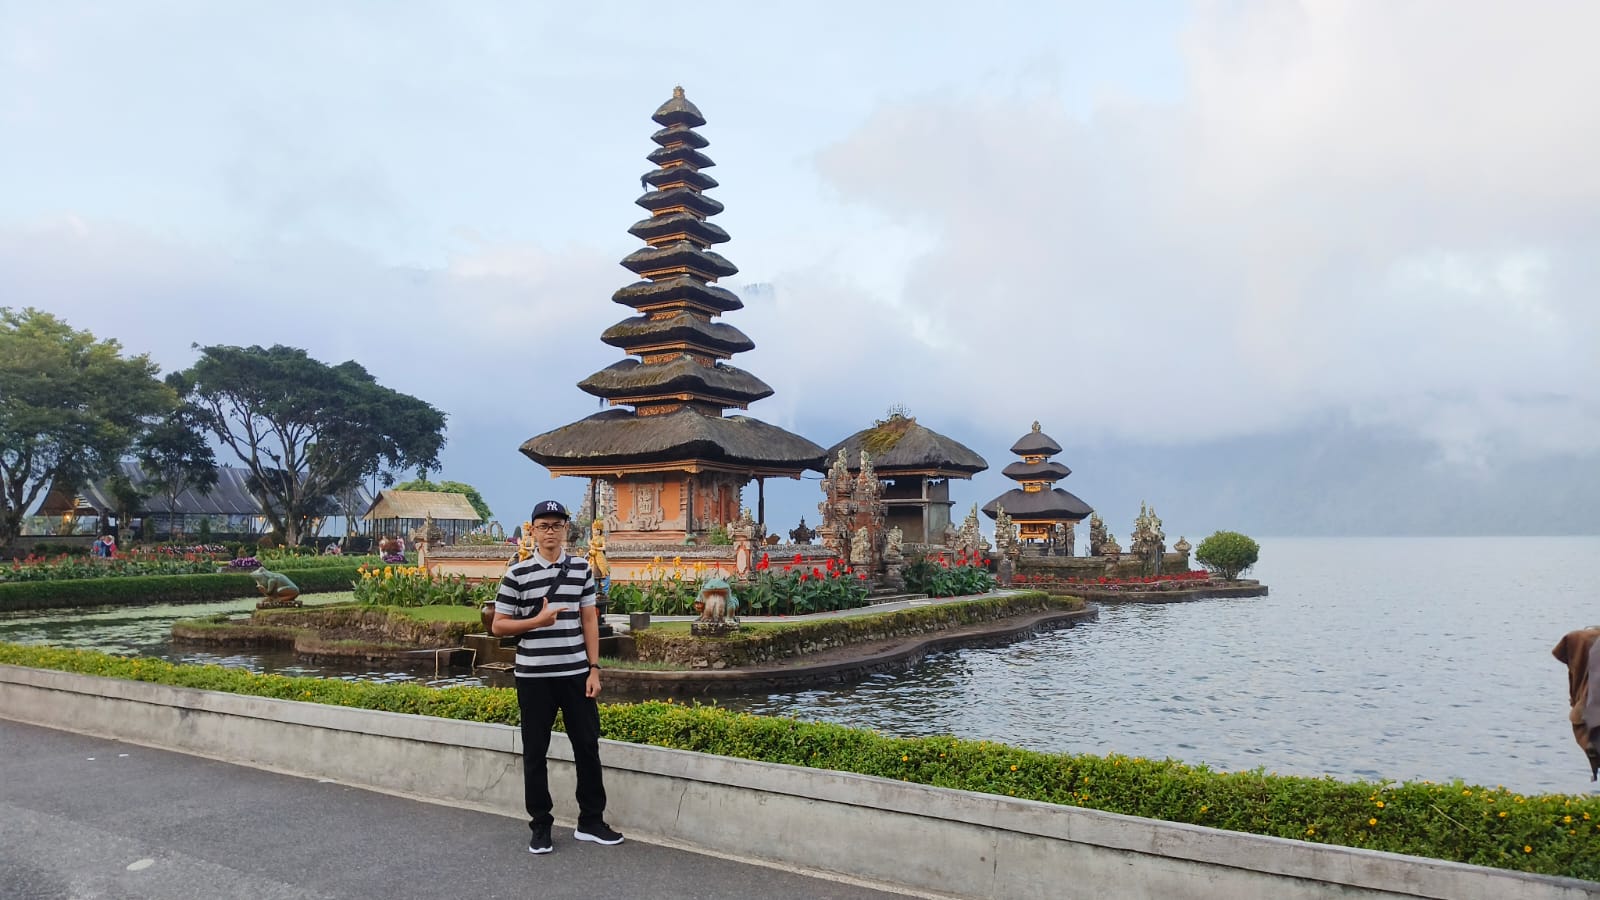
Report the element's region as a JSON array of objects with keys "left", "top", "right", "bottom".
[{"left": 3, "top": 536, "right": 1595, "bottom": 794}]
